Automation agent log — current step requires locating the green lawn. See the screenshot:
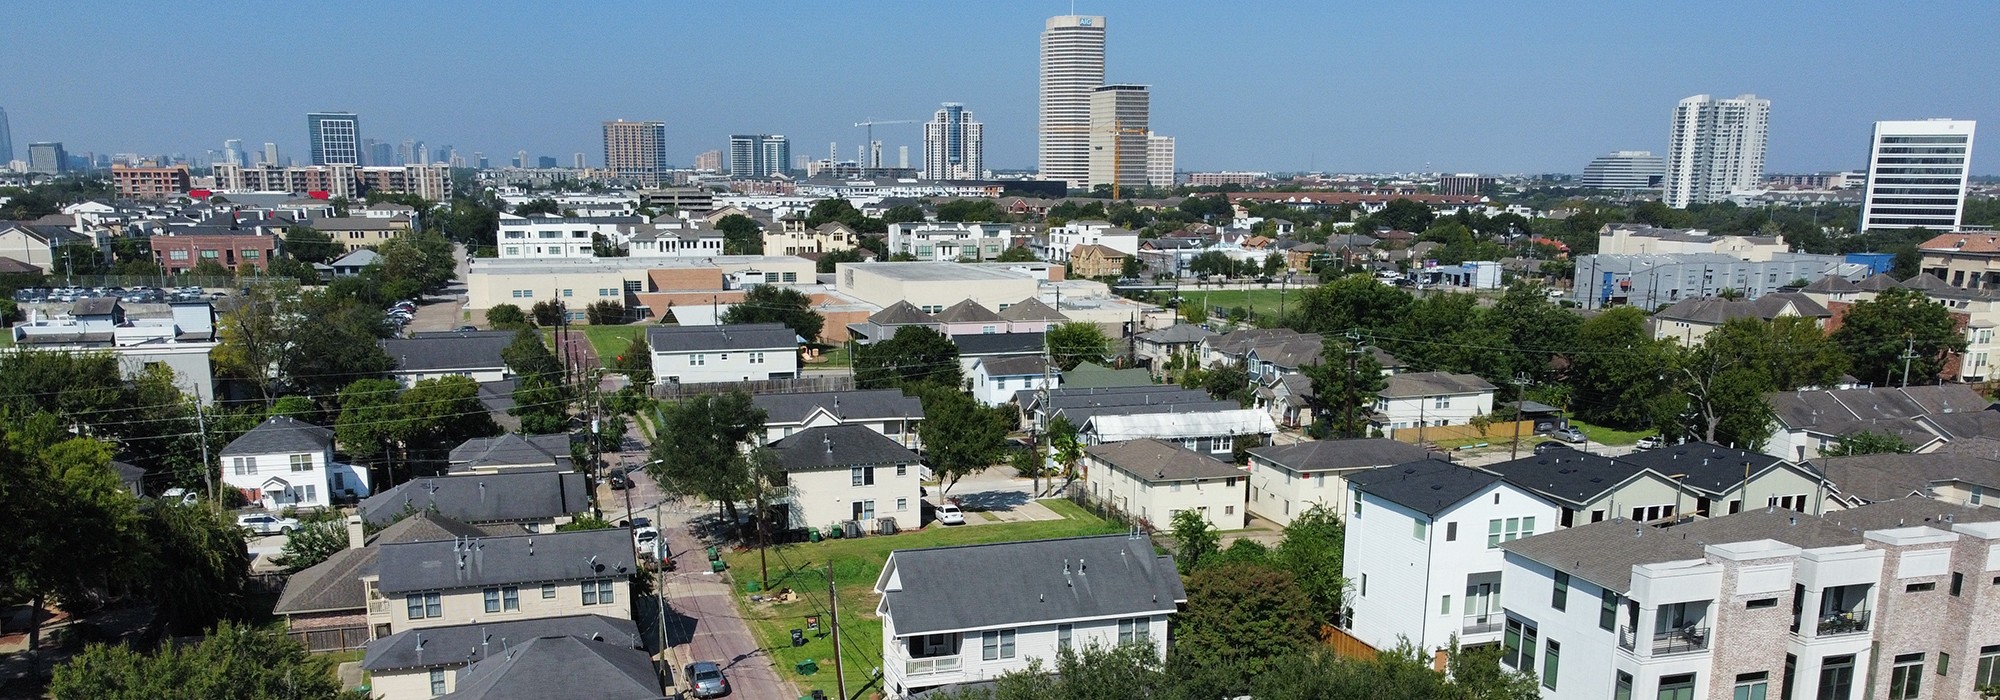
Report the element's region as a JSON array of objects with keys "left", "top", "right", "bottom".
[
  {"left": 542, "top": 325, "right": 648, "bottom": 365},
  {"left": 718, "top": 499, "right": 1121, "bottom": 698},
  {"left": 1180, "top": 287, "right": 1299, "bottom": 317},
  {"left": 1569, "top": 419, "right": 1654, "bottom": 446}
]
